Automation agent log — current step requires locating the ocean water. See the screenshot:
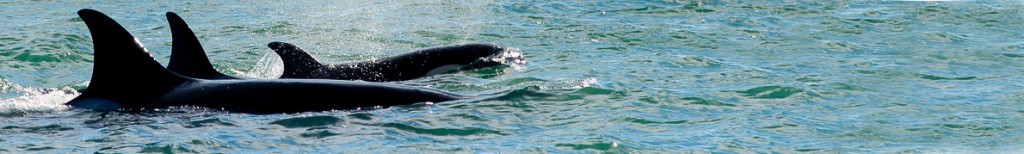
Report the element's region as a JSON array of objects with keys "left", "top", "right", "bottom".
[{"left": 2, "top": 0, "right": 1024, "bottom": 153}]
